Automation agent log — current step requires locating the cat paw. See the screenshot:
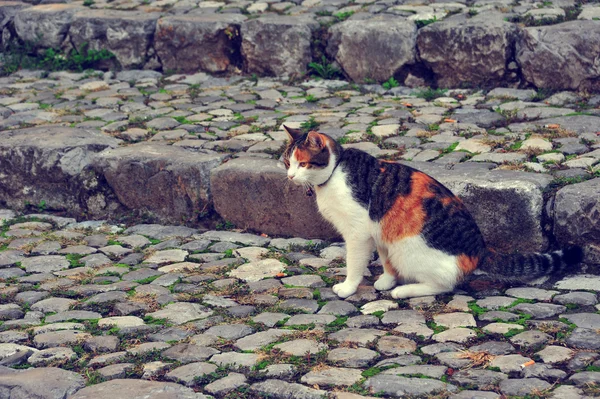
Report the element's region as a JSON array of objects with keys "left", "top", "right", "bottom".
[
  {"left": 374, "top": 274, "right": 396, "bottom": 291},
  {"left": 390, "top": 286, "right": 410, "bottom": 299},
  {"left": 332, "top": 282, "right": 358, "bottom": 299}
]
